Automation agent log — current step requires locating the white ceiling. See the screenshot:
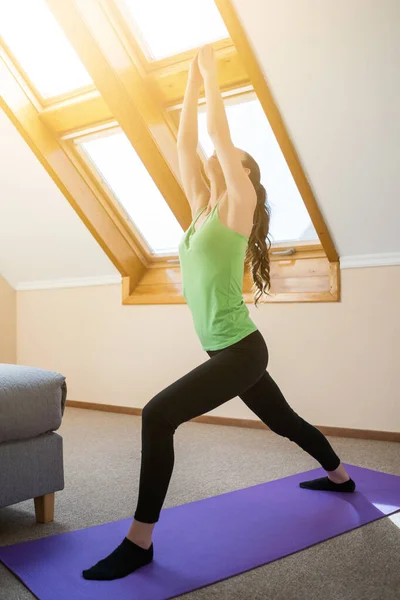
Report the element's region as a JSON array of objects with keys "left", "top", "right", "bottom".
[
  {"left": 0, "top": 109, "right": 118, "bottom": 288},
  {"left": 1, "top": 0, "right": 399, "bottom": 288}
]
